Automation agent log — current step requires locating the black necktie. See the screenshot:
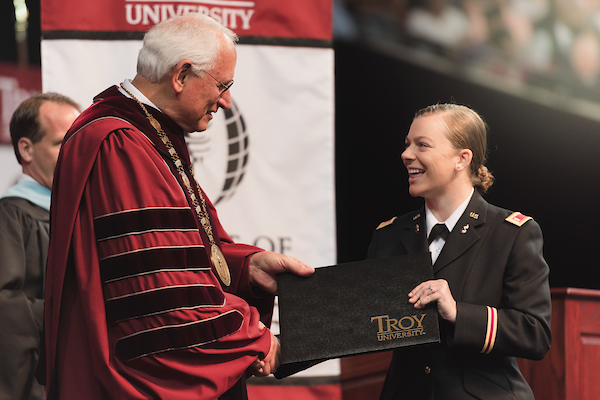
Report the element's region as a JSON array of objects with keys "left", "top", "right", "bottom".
[{"left": 428, "top": 223, "right": 449, "bottom": 245}]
